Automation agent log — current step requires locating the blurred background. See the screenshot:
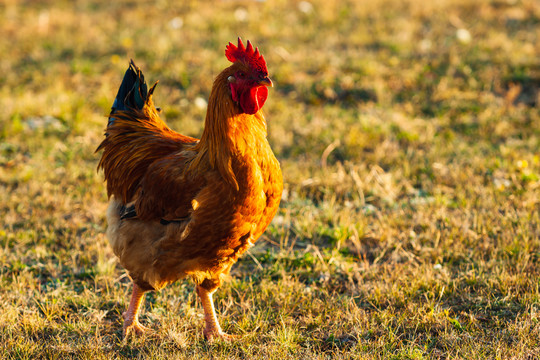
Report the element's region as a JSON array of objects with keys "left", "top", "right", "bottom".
[{"left": 0, "top": 0, "right": 539, "bottom": 358}]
